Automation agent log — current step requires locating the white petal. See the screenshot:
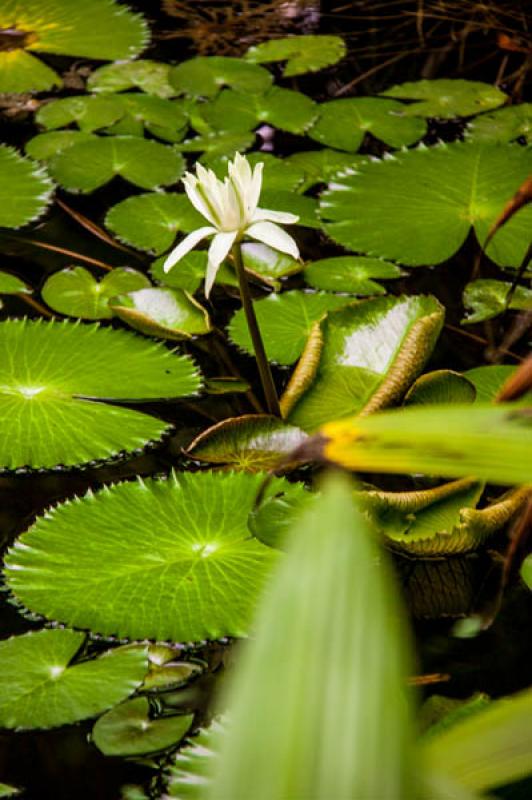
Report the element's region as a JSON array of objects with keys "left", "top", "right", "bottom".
[
  {"left": 205, "top": 230, "right": 238, "bottom": 297},
  {"left": 163, "top": 226, "right": 216, "bottom": 273},
  {"left": 245, "top": 221, "right": 300, "bottom": 260},
  {"left": 251, "top": 206, "right": 299, "bottom": 225},
  {"left": 183, "top": 175, "right": 218, "bottom": 226},
  {"left": 247, "top": 162, "right": 263, "bottom": 216}
]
